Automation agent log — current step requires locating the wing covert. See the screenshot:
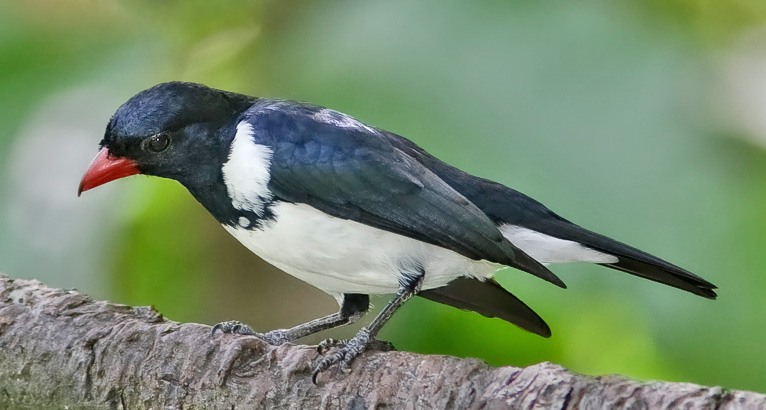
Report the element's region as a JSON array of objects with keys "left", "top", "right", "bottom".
[{"left": 240, "top": 101, "right": 564, "bottom": 287}]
